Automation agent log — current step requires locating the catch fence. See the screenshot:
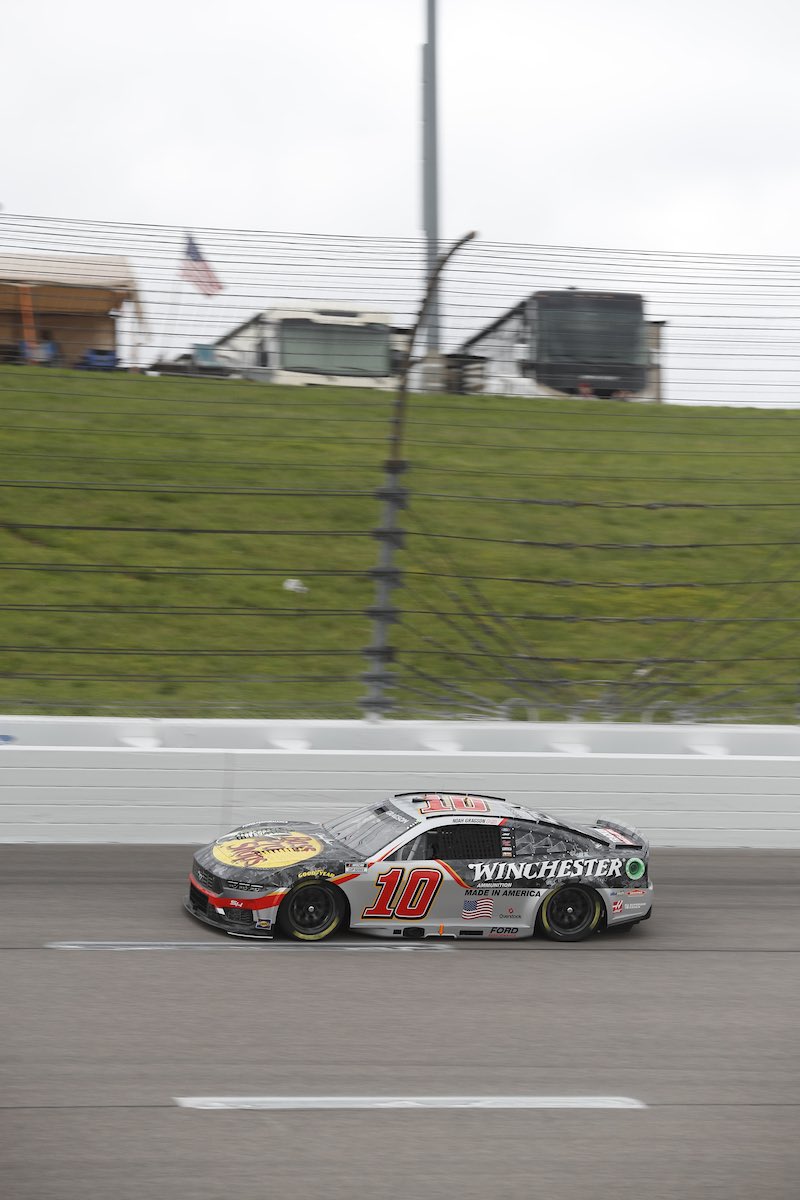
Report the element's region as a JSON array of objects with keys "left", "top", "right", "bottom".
[{"left": 1, "top": 212, "right": 800, "bottom": 721}]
